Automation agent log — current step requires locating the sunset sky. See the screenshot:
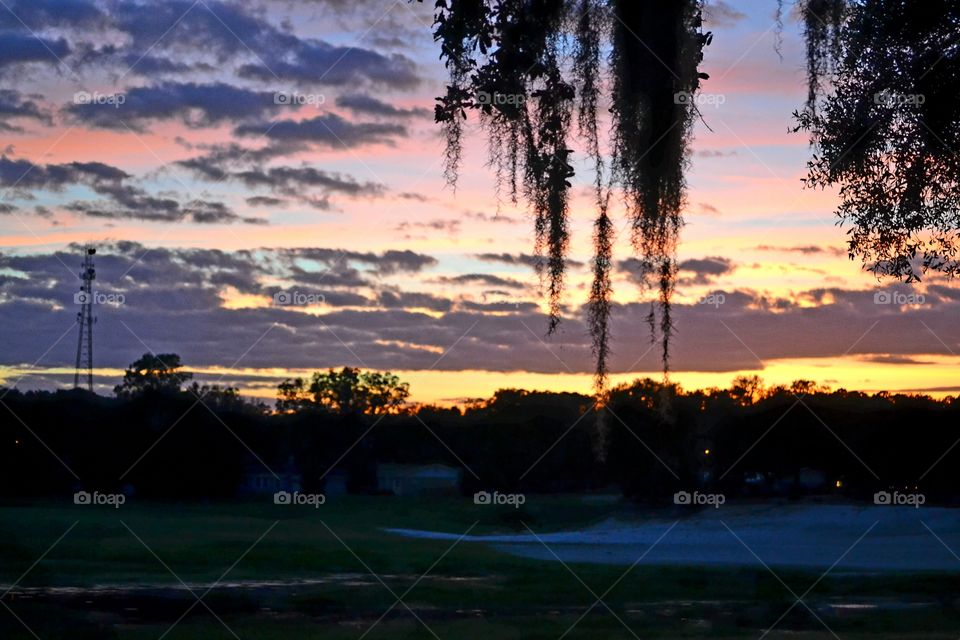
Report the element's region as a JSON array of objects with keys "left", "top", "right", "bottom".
[{"left": 0, "top": 0, "right": 957, "bottom": 404}]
